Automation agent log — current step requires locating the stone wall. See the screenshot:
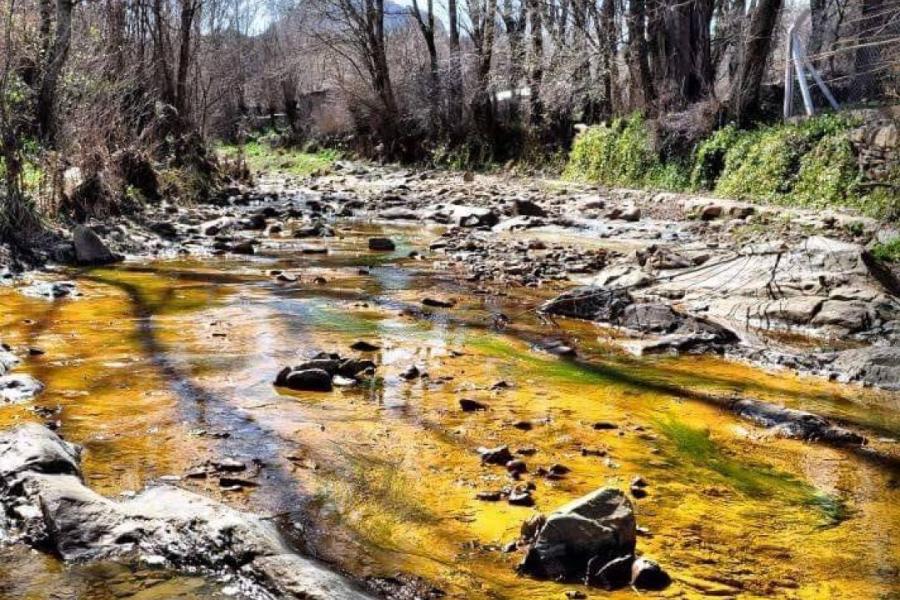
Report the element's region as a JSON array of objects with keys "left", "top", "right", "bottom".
[{"left": 849, "top": 118, "right": 899, "bottom": 184}]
